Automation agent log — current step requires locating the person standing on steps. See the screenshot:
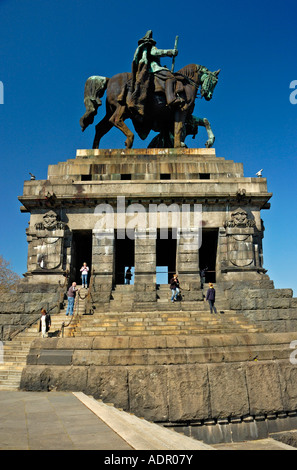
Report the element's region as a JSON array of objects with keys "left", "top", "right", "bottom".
[
  {"left": 200, "top": 266, "right": 208, "bottom": 289},
  {"left": 170, "top": 274, "right": 180, "bottom": 302},
  {"left": 66, "top": 282, "right": 79, "bottom": 316},
  {"left": 39, "top": 308, "right": 51, "bottom": 337},
  {"left": 125, "top": 267, "right": 133, "bottom": 285},
  {"left": 205, "top": 282, "right": 217, "bottom": 314},
  {"left": 80, "top": 262, "right": 89, "bottom": 288}
]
